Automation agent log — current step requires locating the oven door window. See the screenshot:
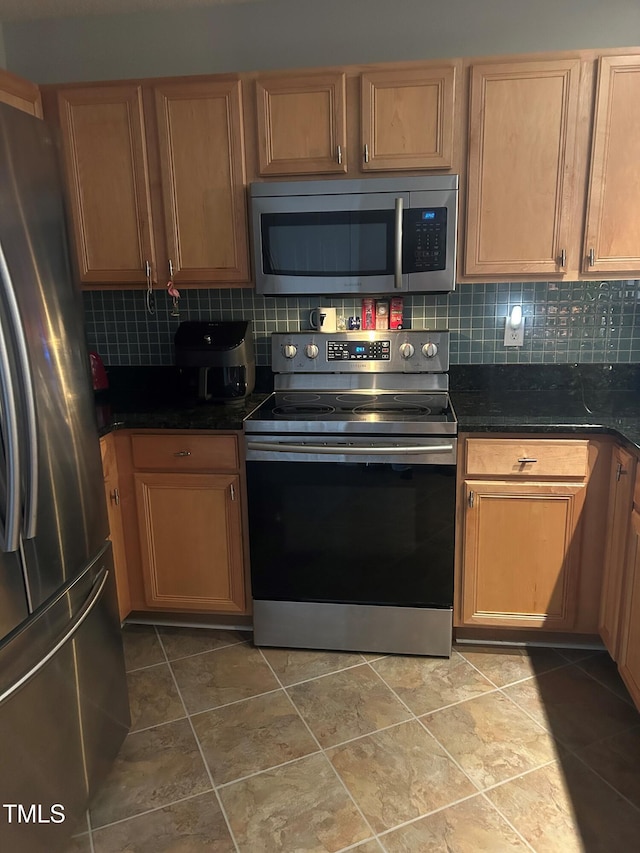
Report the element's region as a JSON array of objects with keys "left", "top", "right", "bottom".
[
  {"left": 261, "top": 210, "right": 395, "bottom": 278},
  {"left": 247, "top": 461, "right": 455, "bottom": 608}
]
